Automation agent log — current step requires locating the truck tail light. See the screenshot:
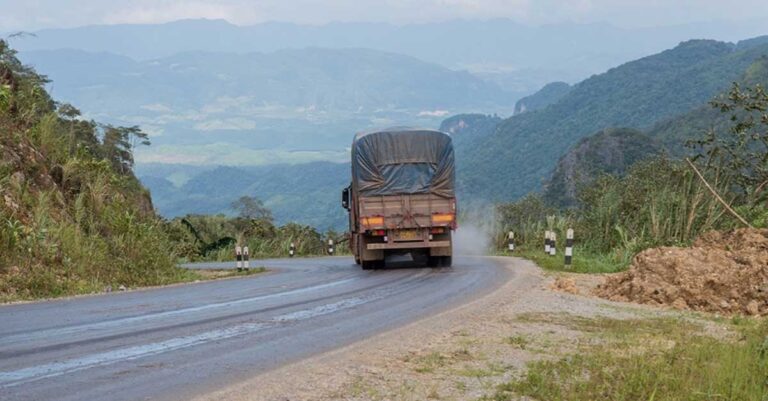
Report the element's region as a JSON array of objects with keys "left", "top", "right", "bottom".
[
  {"left": 430, "top": 227, "right": 445, "bottom": 234},
  {"left": 431, "top": 213, "right": 454, "bottom": 224},
  {"left": 369, "top": 229, "right": 386, "bottom": 236},
  {"left": 362, "top": 216, "right": 384, "bottom": 227}
]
